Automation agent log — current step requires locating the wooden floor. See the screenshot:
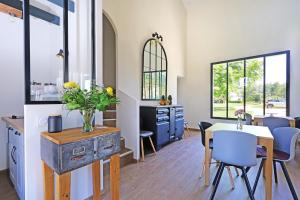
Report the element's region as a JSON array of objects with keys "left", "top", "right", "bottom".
[
  {"left": 0, "top": 170, "right": 18, "bottom": 200},
  {"left": 1, "top": 131, "right": 300, "bottom": 200},
  {"left": 101, "top": 131, "right": 300, "bottom": 200}
]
